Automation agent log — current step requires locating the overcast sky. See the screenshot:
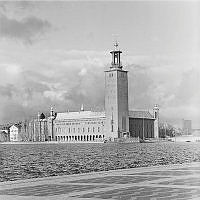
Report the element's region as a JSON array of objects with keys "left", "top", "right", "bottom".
[{"left": 0, "top": 1, "right": 199, "bottom": 128}]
